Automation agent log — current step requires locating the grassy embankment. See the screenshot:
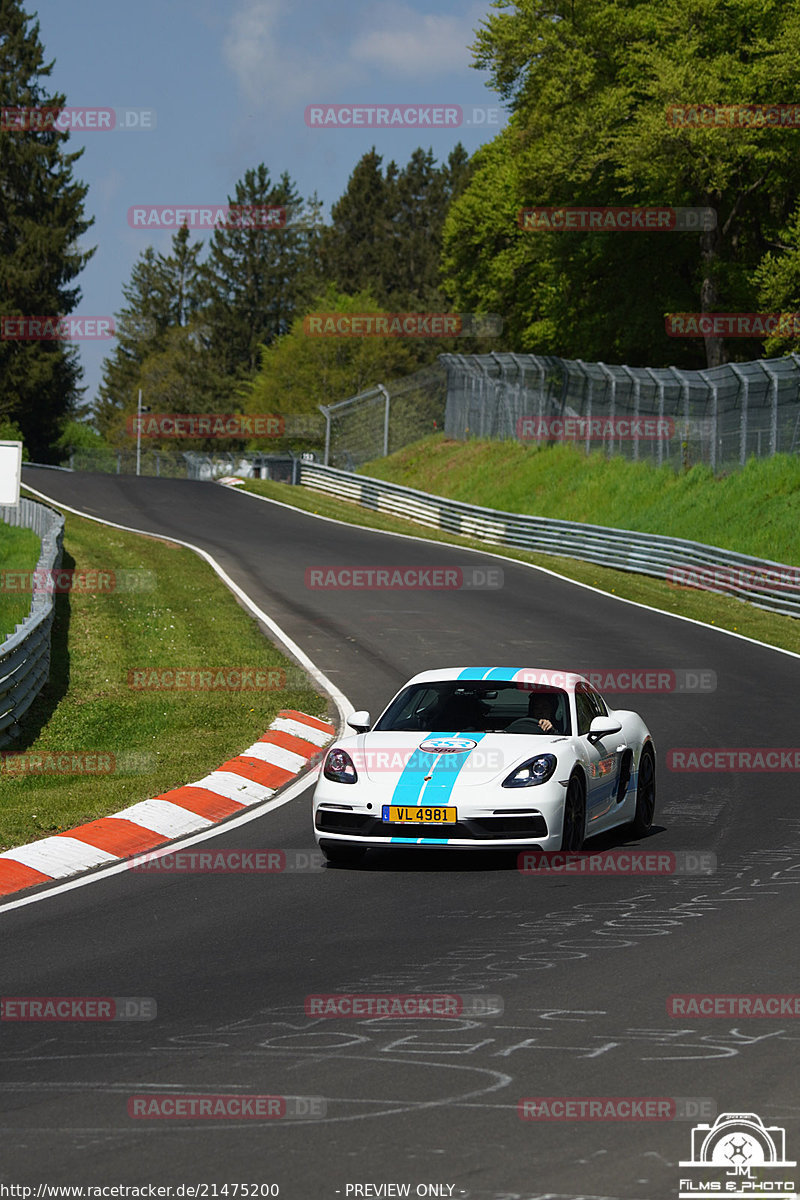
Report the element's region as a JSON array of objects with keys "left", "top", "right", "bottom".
[
  {"left": 237, "top": 437, "right": 800, "bottom": 656},
  {"left": 0, "top": 494, "right": 327, "bottom": 852},
  {"left": 0, "top": 524, "right": 41, "bottom": 640}
]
